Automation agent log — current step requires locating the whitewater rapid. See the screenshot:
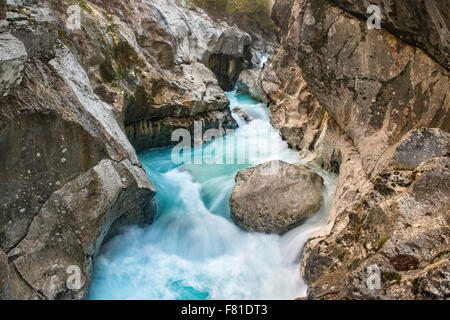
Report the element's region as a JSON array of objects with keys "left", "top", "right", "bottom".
[{"left": 88, "top": 90, "right": 337, "bottom": 300}]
